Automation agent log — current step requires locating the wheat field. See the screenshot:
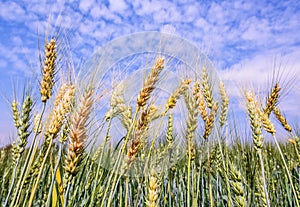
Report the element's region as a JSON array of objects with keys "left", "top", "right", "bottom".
[{"left": 0, "top": 35, "right": 300, "bottom": 207}]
